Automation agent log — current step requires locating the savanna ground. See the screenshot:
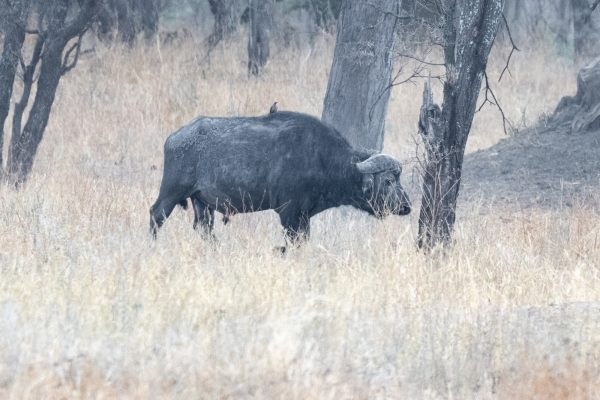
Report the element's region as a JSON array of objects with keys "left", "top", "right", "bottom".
[{"left": 0, "top": 28, "right": 599, "bottom": 399}]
